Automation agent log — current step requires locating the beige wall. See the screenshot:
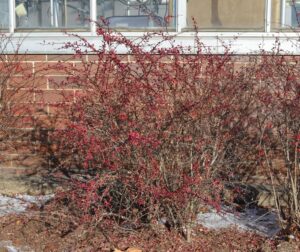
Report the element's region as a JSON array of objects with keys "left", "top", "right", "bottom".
[
  {"left": 187, "top": 0, "right": 265, "bottom": 30},
  {"left": 272, "top": 0, "right": 281, "bottom": 29}
]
